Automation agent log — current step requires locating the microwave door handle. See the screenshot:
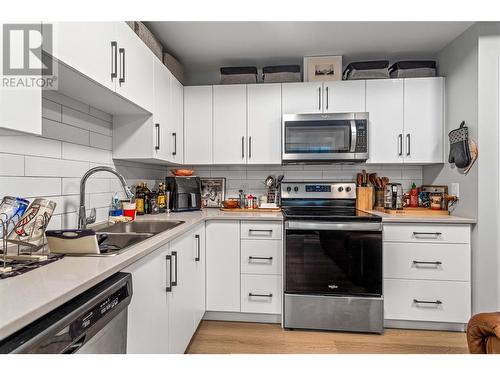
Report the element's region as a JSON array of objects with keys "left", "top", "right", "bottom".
[{"left": 350, "top": 120, "right": 357, "bottom": 153}]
